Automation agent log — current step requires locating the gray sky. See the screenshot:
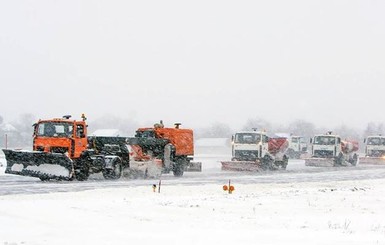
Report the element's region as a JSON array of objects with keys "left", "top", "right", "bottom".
[{"left": 1, "top": 0, "right": 384, "bottom": 130}]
